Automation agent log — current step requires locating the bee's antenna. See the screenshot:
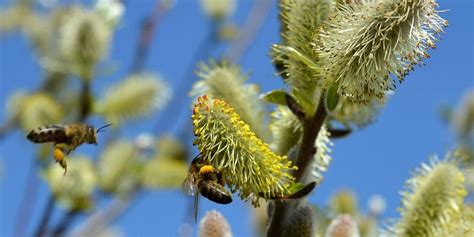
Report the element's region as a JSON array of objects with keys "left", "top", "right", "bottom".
[{"left": 96, "top": 123, "right": 112, "bottom": 133}]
